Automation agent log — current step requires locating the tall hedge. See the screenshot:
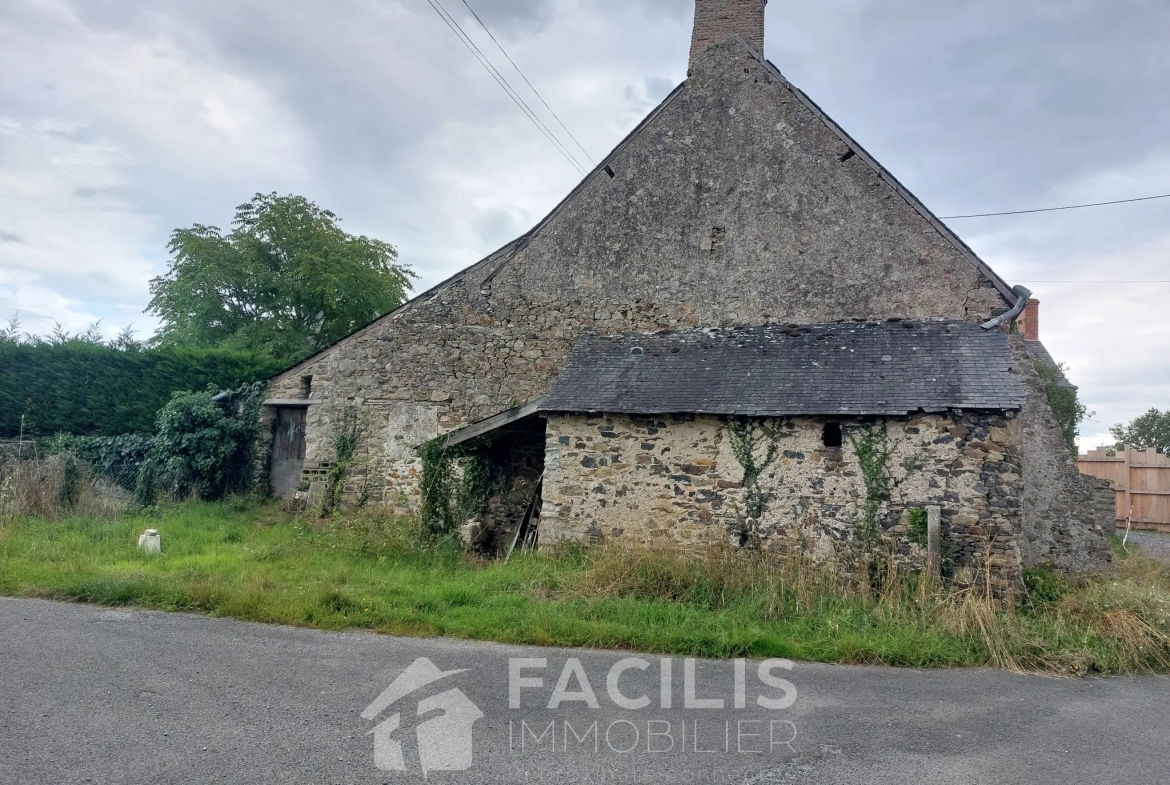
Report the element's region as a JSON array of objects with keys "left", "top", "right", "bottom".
[{"left": 0, "top": 342, "right": 283, "bottom": 437}]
